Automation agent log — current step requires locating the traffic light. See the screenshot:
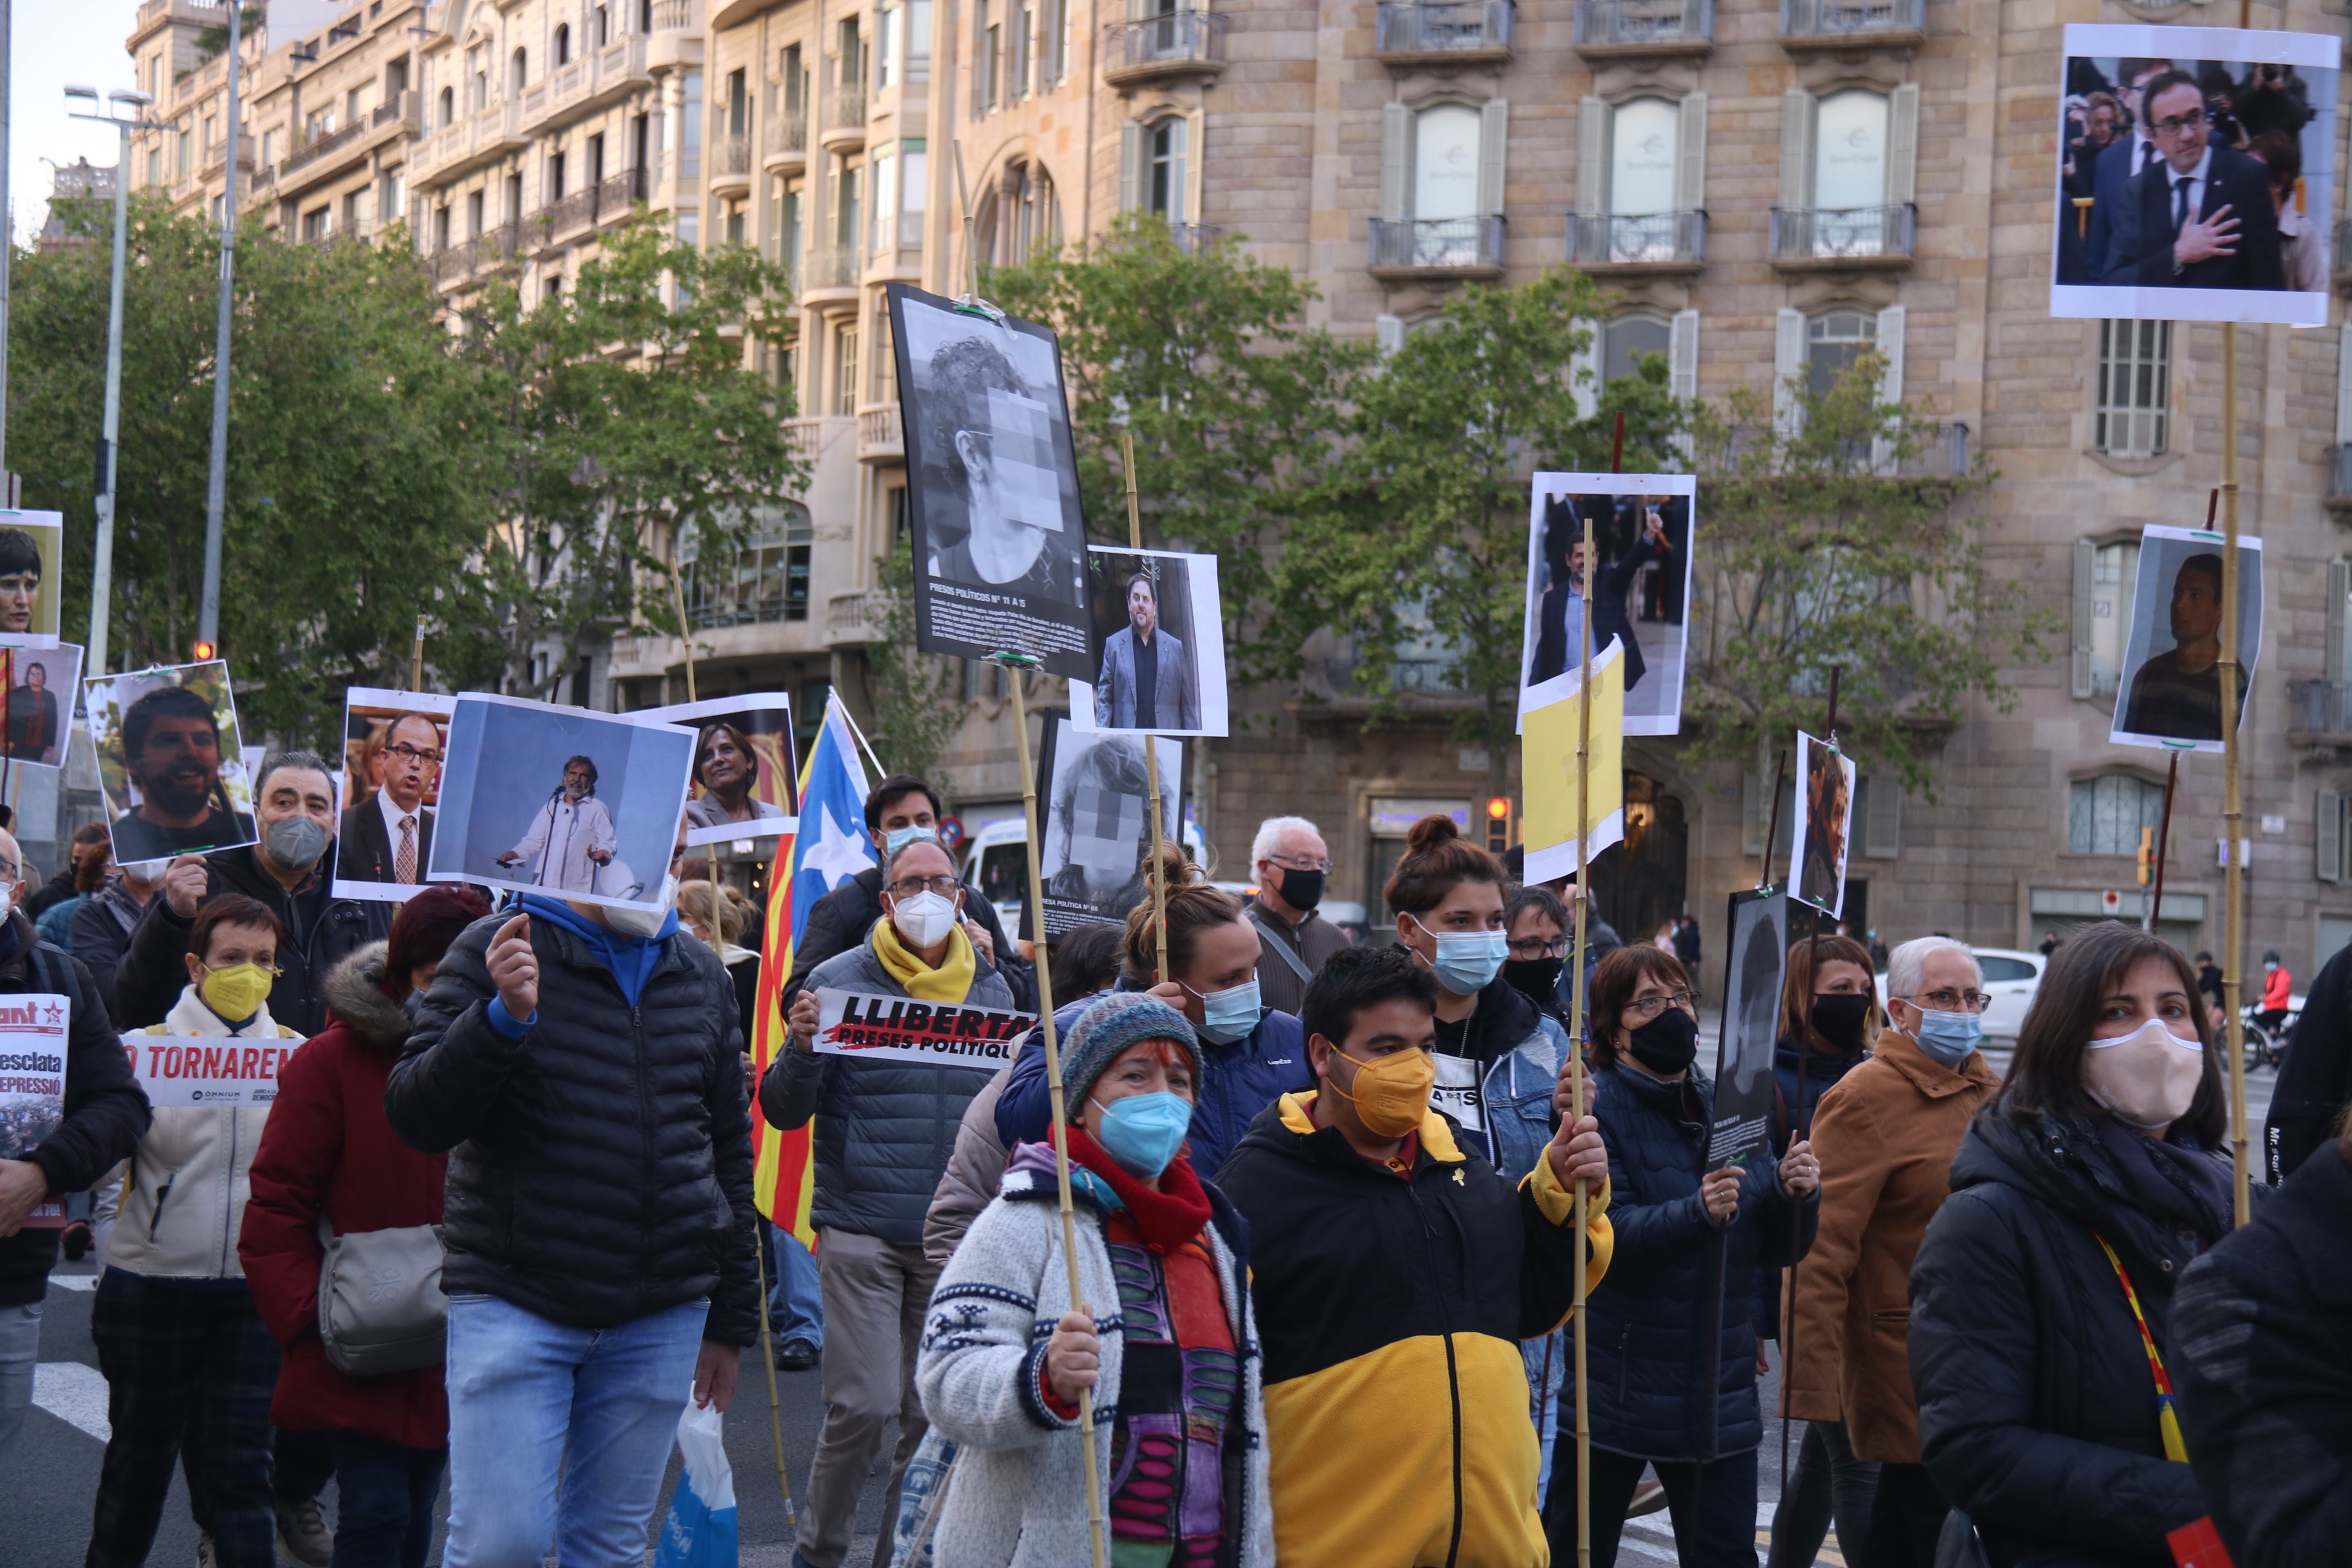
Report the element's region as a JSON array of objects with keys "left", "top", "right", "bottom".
[
  {"left": 191, "top": 640, "right": 217, "bottom": 662},
  {"left": 1485, "top": 796, "right": 1511, "bottom": 855},
  {"left": 2137, "top": 825, "right": 2154, "bottom": 888}
]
